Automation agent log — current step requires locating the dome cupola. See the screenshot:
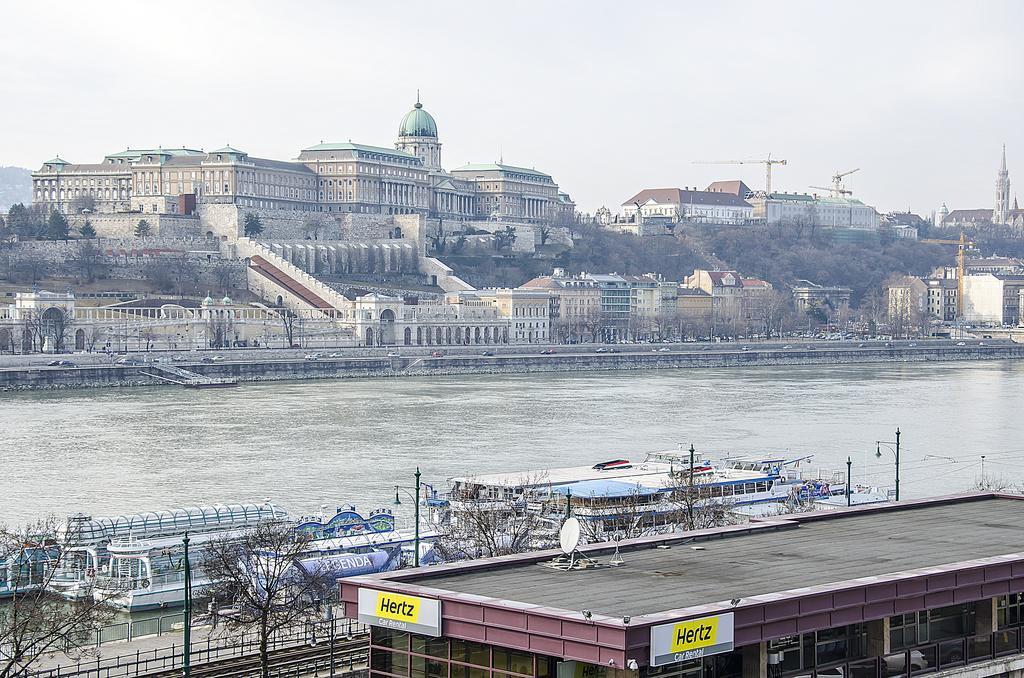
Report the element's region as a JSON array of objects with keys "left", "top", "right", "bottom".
[{"left": 398, "top": 101, "right": 438, "bottom": 138}]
